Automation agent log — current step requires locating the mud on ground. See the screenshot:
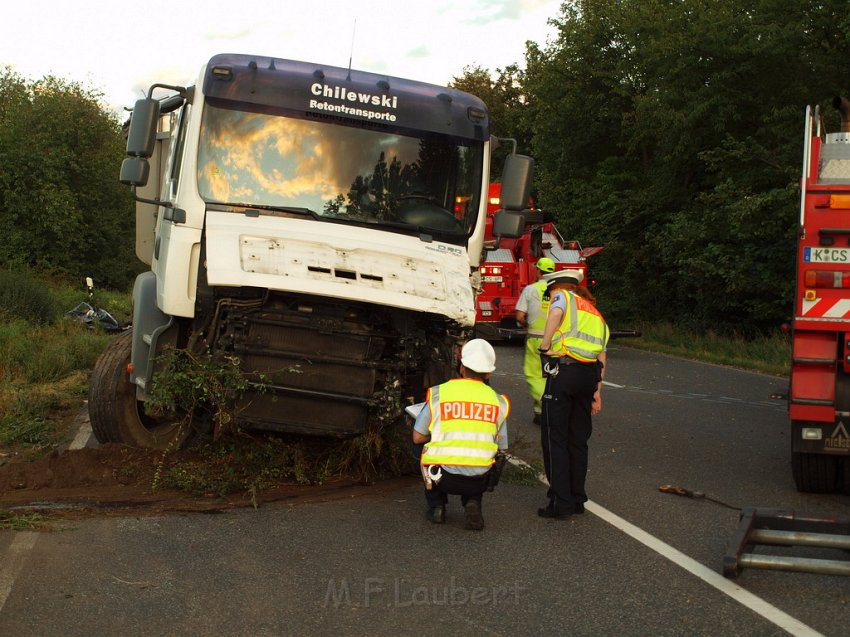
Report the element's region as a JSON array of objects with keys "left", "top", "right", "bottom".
[
  {"left": 0, "top": 400, "right": 421, "bottom": 523},
  {"left": 0, "top": 443, "right": 413, "bottom": 521}
]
